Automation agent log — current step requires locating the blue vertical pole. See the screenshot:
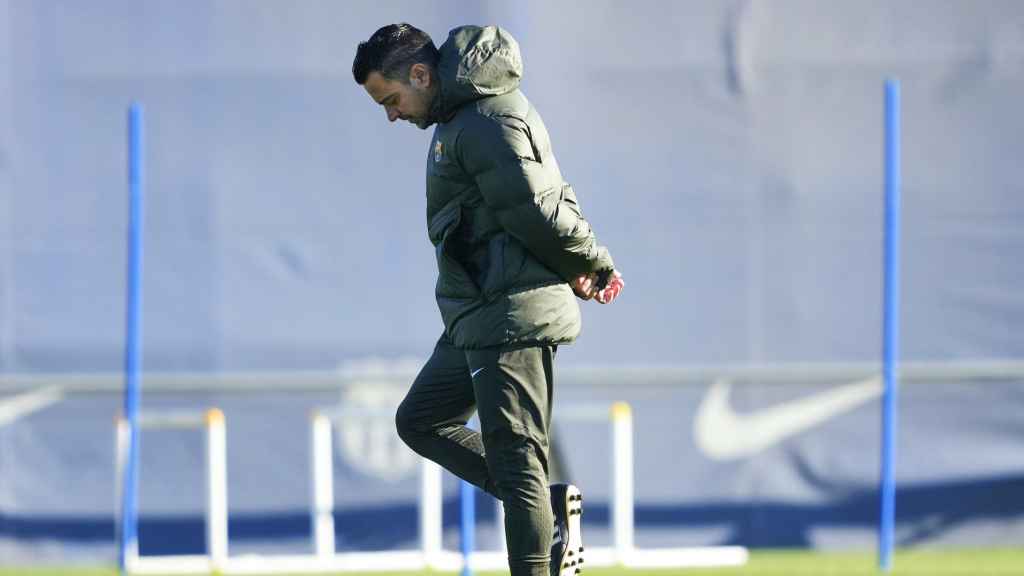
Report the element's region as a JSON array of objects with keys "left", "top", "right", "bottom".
[
  {"left": 120, "top": 103, "right": 144, "bottom": 575},
  {"left": 879, "top": 79, "right": 901, "bottom": 572},
  {"left": 460, "top": 480, "right": 475, "bottom": 576}
]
